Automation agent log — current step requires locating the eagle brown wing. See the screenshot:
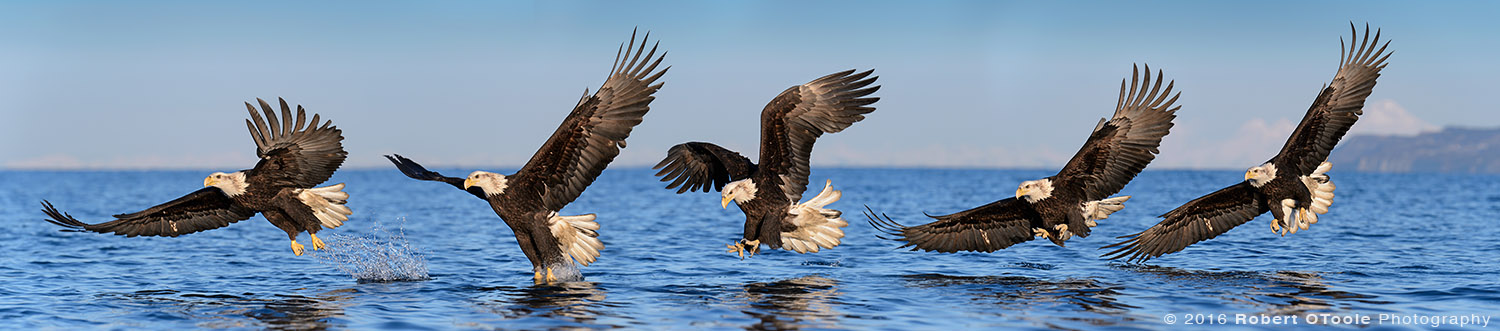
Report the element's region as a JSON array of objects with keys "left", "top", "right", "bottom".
[
  {"left": 652, "top": 142, "right": 758, "bottom": 193},
  {"left": 866, "top": 198, "right": 1040, "bottom": 253},
  {"left": 1101, "top": 182, "right": 1270, "bottom": 263},
  {"left": 384, "top": 154, "right": 486, "bottom": 199},
  {"left": 41, "top": 187, "right": 257, "bottom": 237},
  {"left": 510, "top": 30, "right": 668, "bottom": 211},
  {"left": 1272, "top": 24, "right": 1390, "bottom": 176},
  {"left": 1054, "top": 65, "right": 1180, "bottom": 202},
  {"left": 757, "top": 70, "right": 880, "bottom": 202},
  {"left": 244, "top": 98, "right": 348, "bottom": 188}
]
